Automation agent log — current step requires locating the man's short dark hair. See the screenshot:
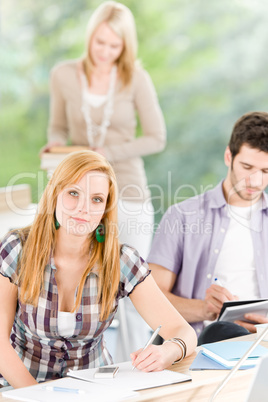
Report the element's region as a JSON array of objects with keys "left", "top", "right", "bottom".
[{"left": 229, "top": 111, "right": 268, "bottom": 159}]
